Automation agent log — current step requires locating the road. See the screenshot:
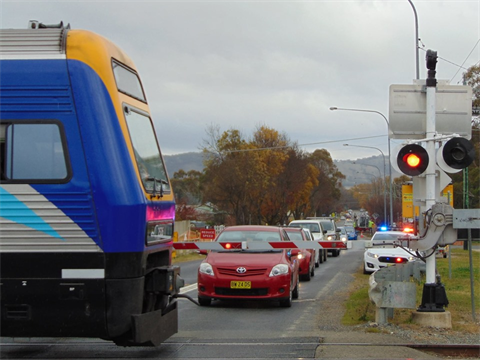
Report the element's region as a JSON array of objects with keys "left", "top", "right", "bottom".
[{"left": 1, "top": 245, "right": 367, "bottom": 359}]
